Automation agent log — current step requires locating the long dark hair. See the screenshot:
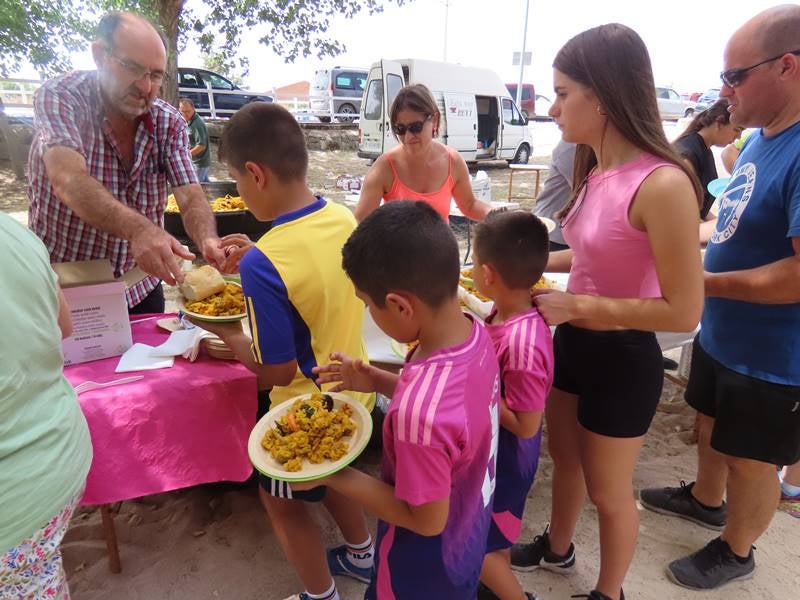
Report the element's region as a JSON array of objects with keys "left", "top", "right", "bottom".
[
  {"left": 555, "top": 24, "right": 702, "bottom": 218},
  {"left": 675, "top": 99, "right": 732, "bottom": 143}
]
